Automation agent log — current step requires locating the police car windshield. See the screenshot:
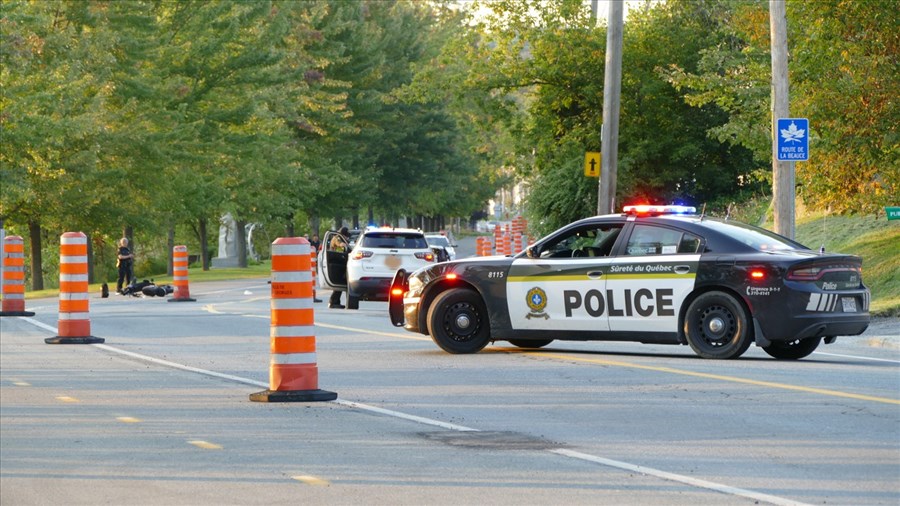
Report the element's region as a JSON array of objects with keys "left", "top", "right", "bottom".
[
  {"left": 362, "top": 232, "right": 428, "bottom": 249},
  {"left": 702, "top": 219, "right": 805, "bottom": 252}
]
